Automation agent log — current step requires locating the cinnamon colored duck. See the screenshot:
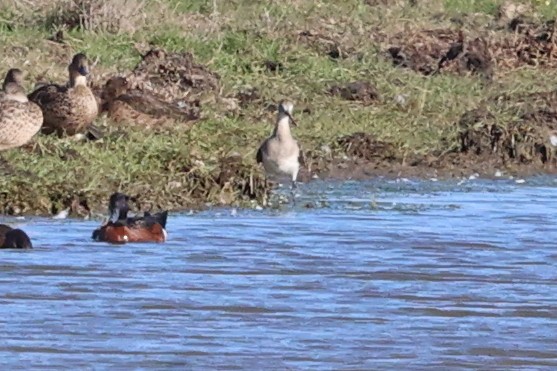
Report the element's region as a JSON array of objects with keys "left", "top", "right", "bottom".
[{"left": 92, "top": 192, "right": 168, "bottom": 244}]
